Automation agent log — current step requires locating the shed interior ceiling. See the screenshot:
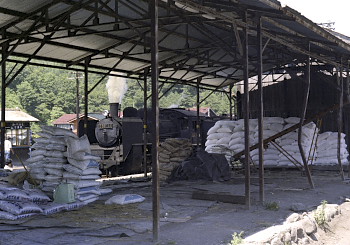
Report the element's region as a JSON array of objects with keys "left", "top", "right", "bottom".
[{"left": 0, "top": 0, "right": 349, "bottom": 89}]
